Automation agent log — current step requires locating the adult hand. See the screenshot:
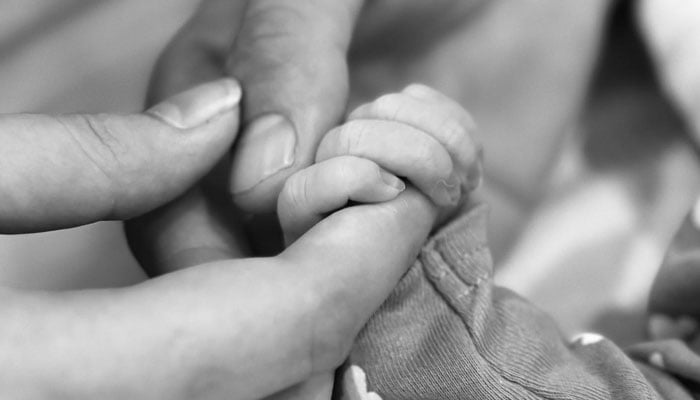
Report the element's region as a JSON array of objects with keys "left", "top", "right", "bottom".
[
  {"left": 1, "top": 190, "right": 436, "bottom": 399},
  {"left": 147, "top": 0, "right": 489, "bottom": 212},
  {"left": 0, "top": 74, "right": 438, "bottom": 398},
  {"left": 129, "top": 0, "right": 613, "bottom": 272},
  {"left": 126, "top": 0, "right": 491, "bottom": 271}
]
